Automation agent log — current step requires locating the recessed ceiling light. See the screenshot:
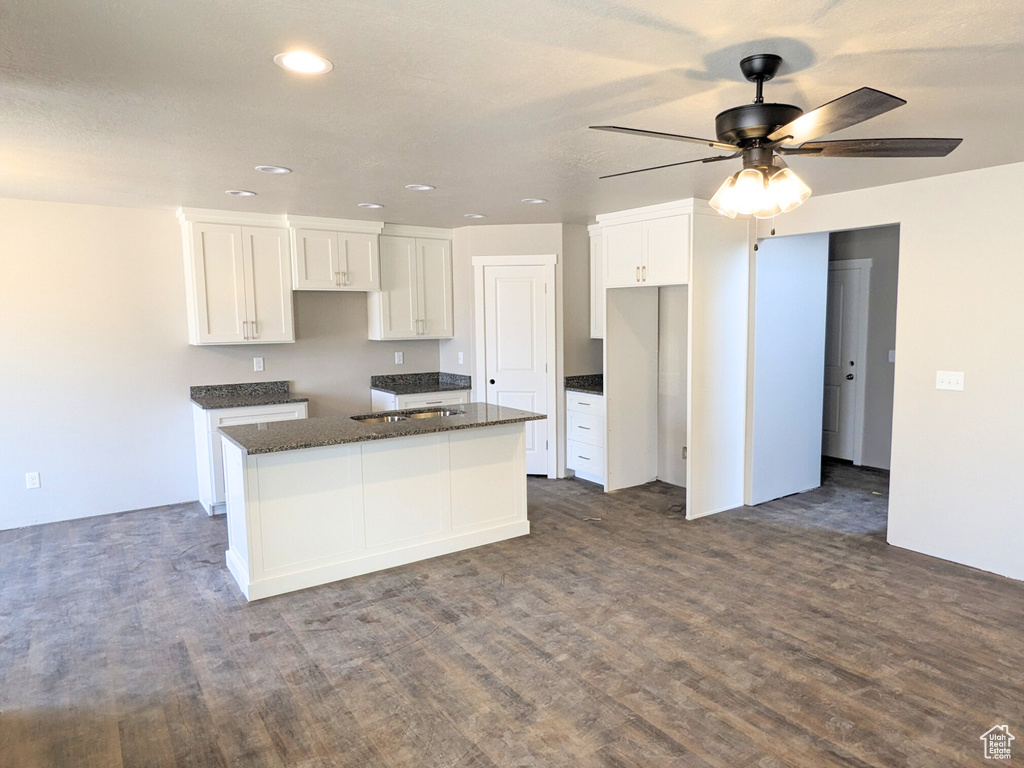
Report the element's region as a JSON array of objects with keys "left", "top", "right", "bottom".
[
  {"left": 463, "top": 214, "right": 486, "bottom": 219},
  {"left": 405, "top": 184, "right": 435, "bottom": 191},
  {"left": 521, "top": 198, "right": 548, "bottom": 204},
  {"left": 225, "top": 189, "right": 257, "bottom": 197},
  {"left": 255, "top": 165, "right": 291, "bottom": 174},
  {"left": 357, "top": 203, "right": 384, "bottom": 209},
  {"left": 273, "top": 50, "right": 333, "bottom": 75}
]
